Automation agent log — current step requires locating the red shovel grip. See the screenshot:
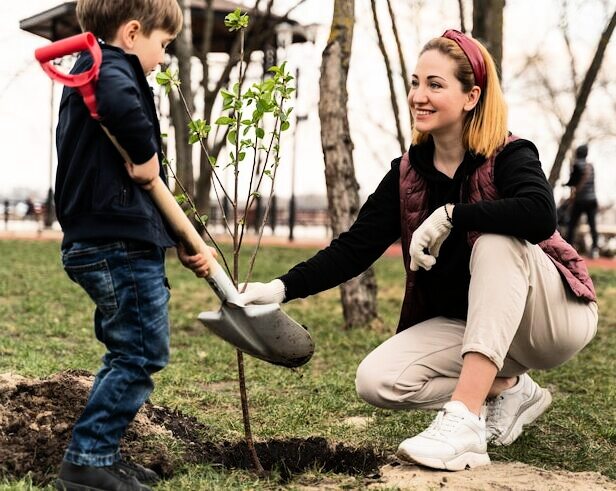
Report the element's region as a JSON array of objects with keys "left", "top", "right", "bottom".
[
  {"left": 35, "top": 32, "right": 102, "bottom": 119},
  {"left": 35, "top": 32, "right": 97, "bottom": 64}
]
